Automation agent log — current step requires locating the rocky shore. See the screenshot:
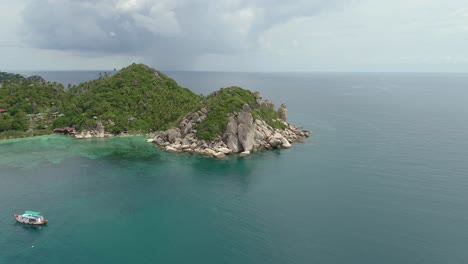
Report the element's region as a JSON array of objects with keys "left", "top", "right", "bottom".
[{"left": 149, "top": 102, "right": 310, "bottom": 158}]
